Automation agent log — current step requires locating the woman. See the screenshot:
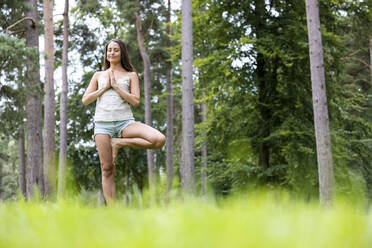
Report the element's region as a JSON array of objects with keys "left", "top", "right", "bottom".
[{"left": 82, "top": 39, "right": 165, "bottom": 204}]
